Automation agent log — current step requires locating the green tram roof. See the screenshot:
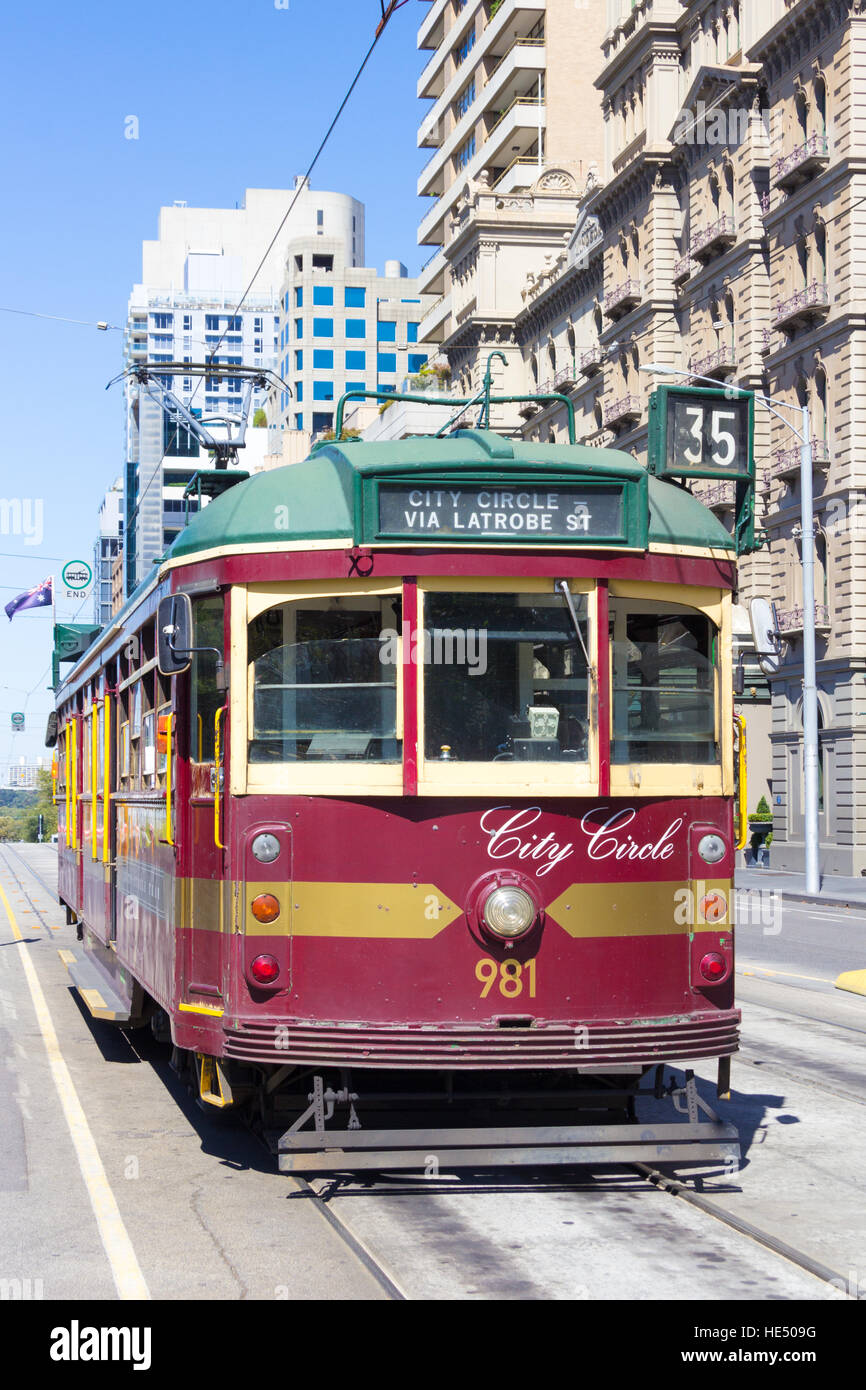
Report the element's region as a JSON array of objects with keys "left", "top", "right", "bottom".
[{"left": 167, "top": 429, "right": 734, "bottom": 564}]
